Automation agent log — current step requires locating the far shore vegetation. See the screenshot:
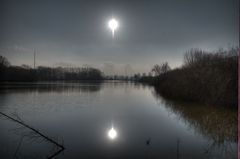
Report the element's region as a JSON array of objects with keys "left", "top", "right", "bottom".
[
  {"left": 0, "top": 58, "right": 104, "bottom": 81},
  {"left": 0, "top": 47, "right": 238, "bottom": 107}
]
